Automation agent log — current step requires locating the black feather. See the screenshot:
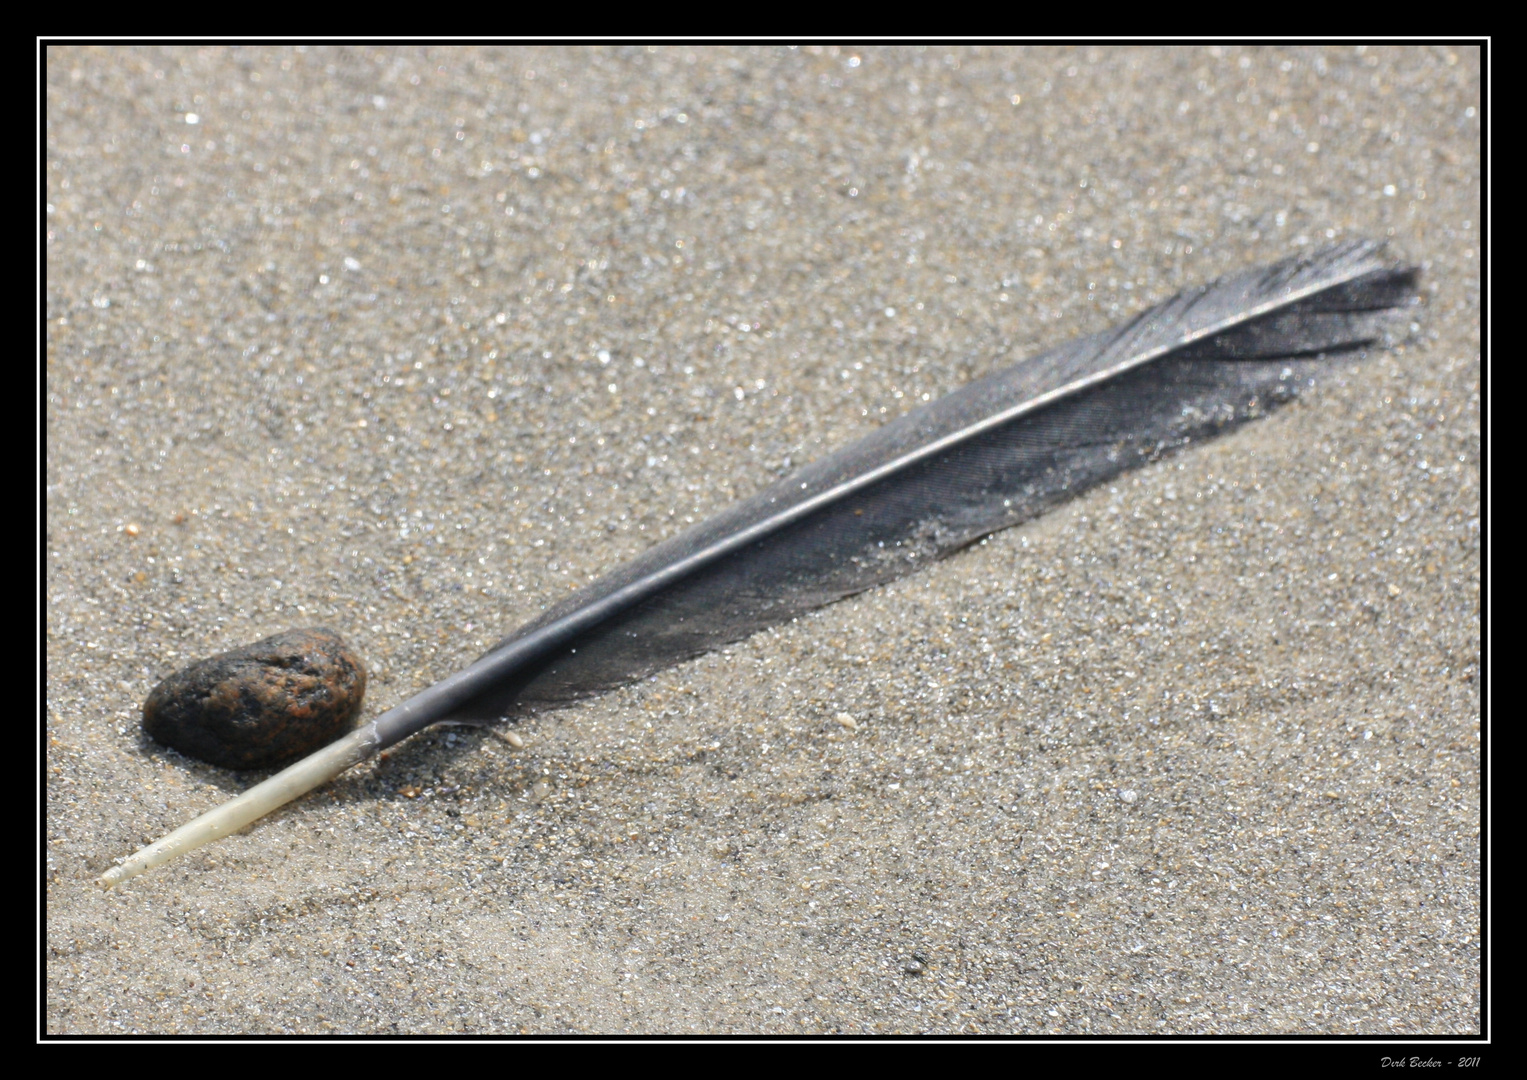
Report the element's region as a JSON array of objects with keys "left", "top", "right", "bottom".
[
  {"left": 99, "top": 240, "right": 1423, "bottom": 886},
  {"left": 364, "top": 239, "right": 1418, "bottom": 749}
]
